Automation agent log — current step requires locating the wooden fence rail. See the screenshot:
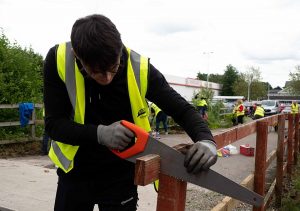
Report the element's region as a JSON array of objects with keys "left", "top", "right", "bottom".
[
  {"left": 212, "top": 113, "right": 299, "bottom": 211},
  {"left": 1, "top": 104, "right": 299, "bottom": 210},
  {"left": 0, "top": 103, "right": 44, "bottom": 142}
]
